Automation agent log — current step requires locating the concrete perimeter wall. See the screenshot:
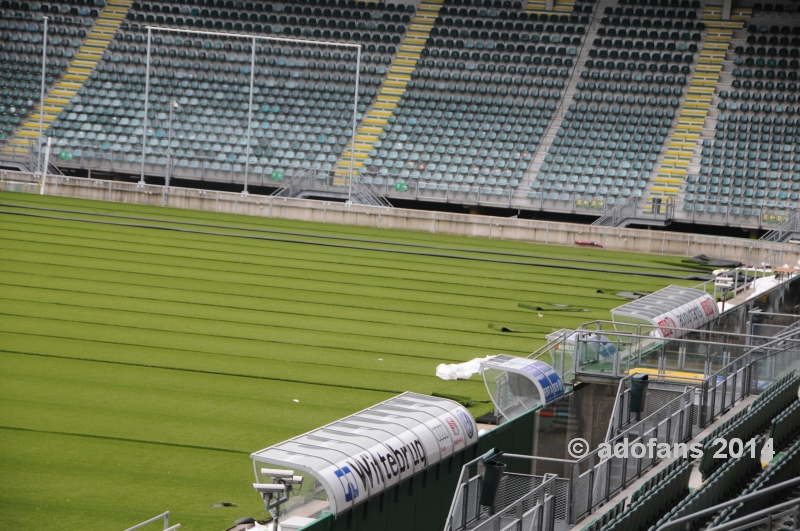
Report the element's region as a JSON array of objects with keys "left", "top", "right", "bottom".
[{"left": 3, "top": 171, "right": 799, "bottom": 266}]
